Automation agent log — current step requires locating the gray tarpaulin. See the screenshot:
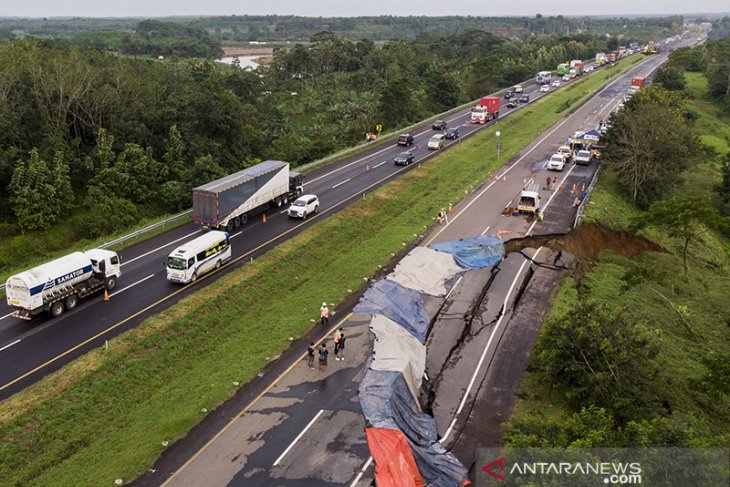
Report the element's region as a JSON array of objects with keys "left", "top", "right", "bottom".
[
  {"left": 389, "top": 246, "right": 464, "bottom": 297},
  {"left": 354, "top": 279, "right": 429, "bottom": 343},
  {"left": 429, "top": 235, "right": 504, "bottom": 269},
  {"left": 370, "top": 315, "right": 427, "bottom": 401}
]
